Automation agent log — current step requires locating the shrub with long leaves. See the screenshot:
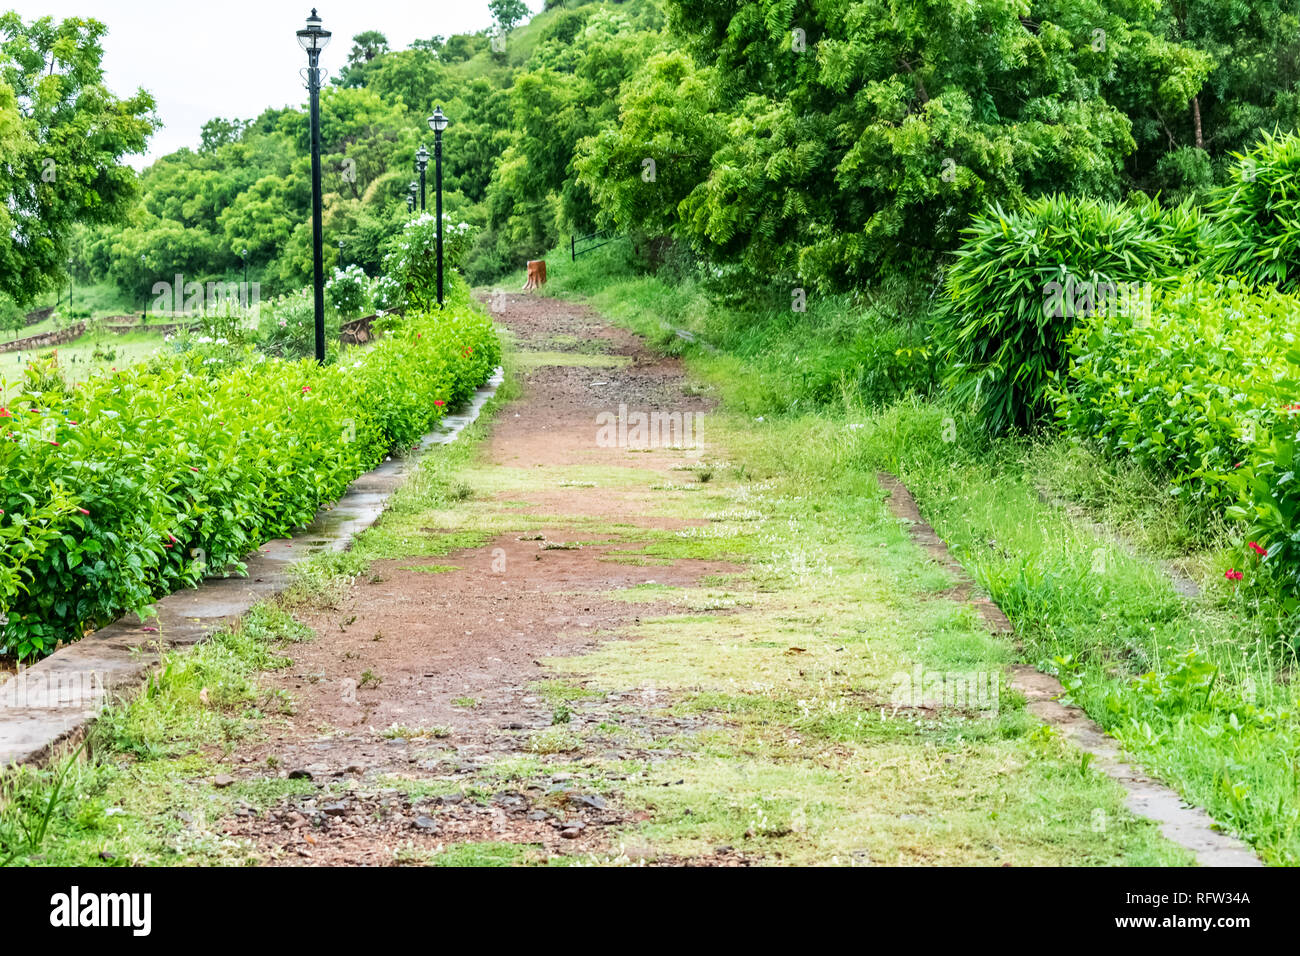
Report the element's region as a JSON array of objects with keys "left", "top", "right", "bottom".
[
  {"left": 1209, "top": 129, "right": 1300, "bottom": 291},
  {"left": 940, "top": 194, "right": 1212, "bottom": 434}
]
